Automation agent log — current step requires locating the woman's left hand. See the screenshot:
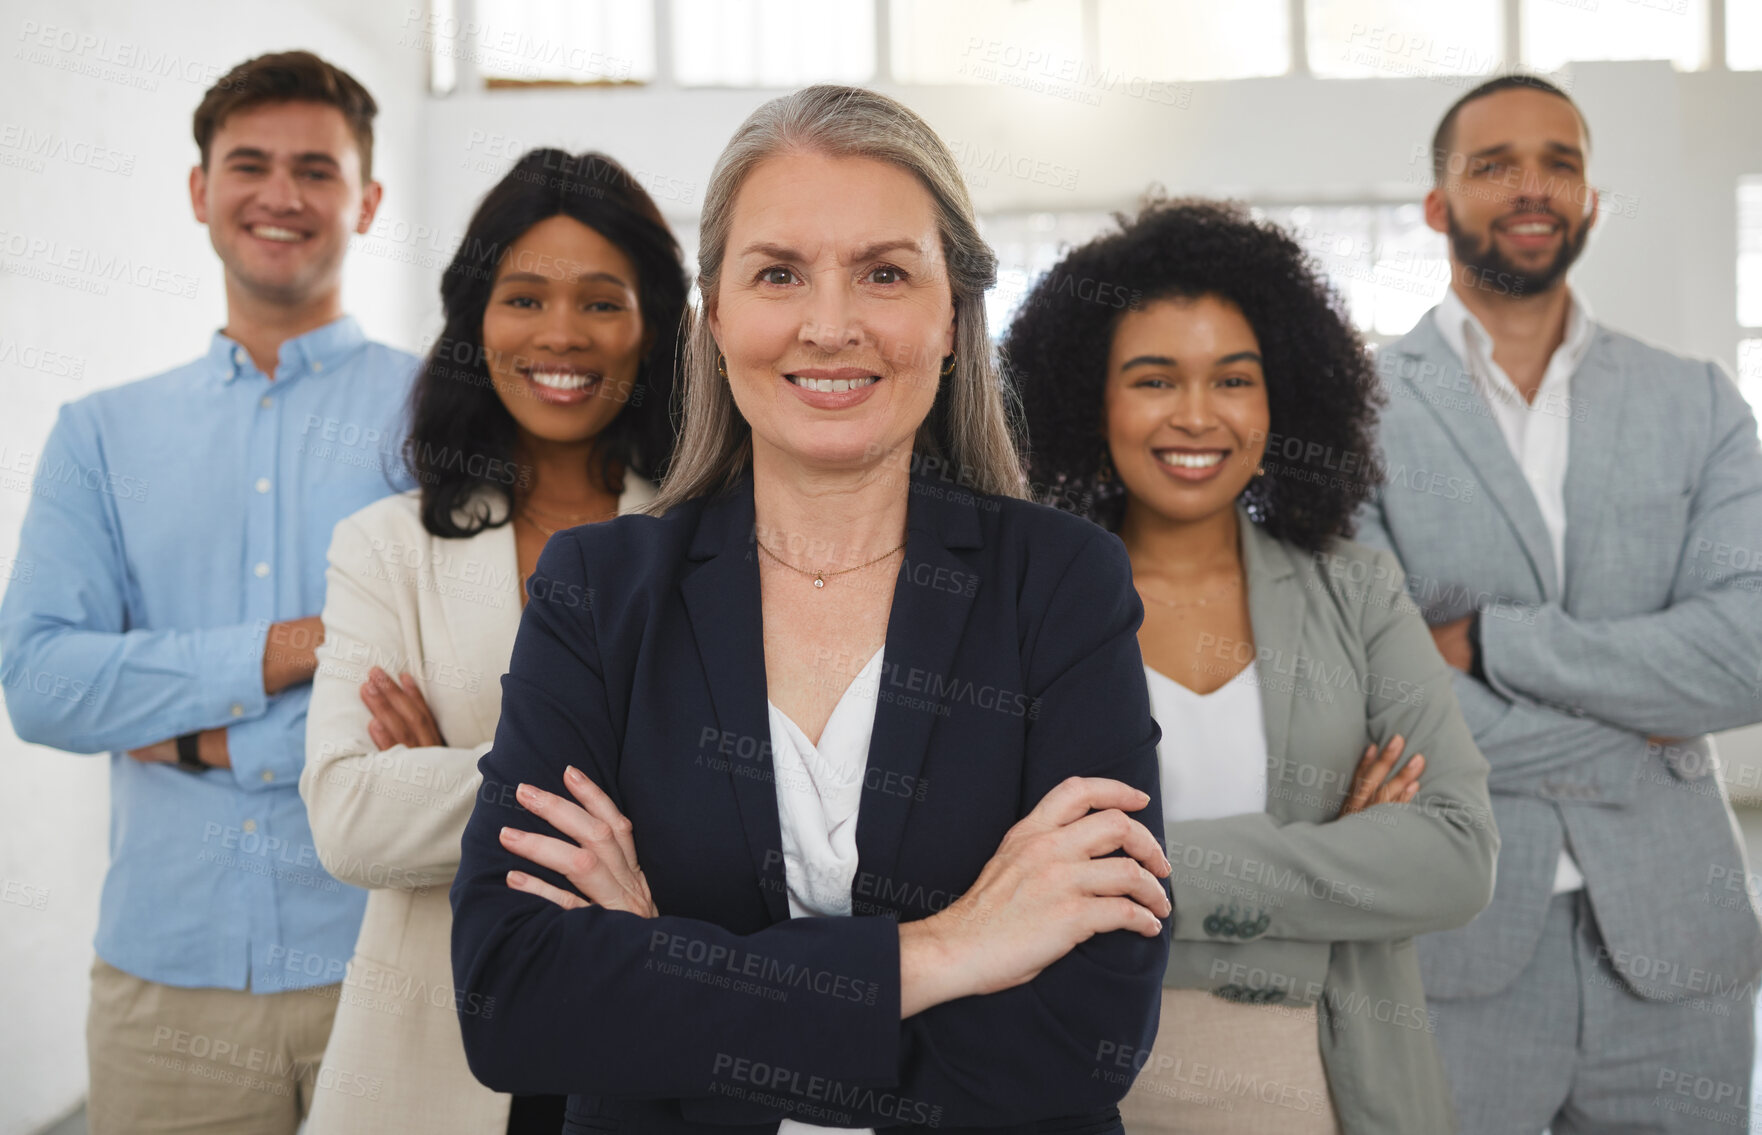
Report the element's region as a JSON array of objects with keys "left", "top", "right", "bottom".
[{"left": 500, "top": 765, "right": 658, "bottom": 917}]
